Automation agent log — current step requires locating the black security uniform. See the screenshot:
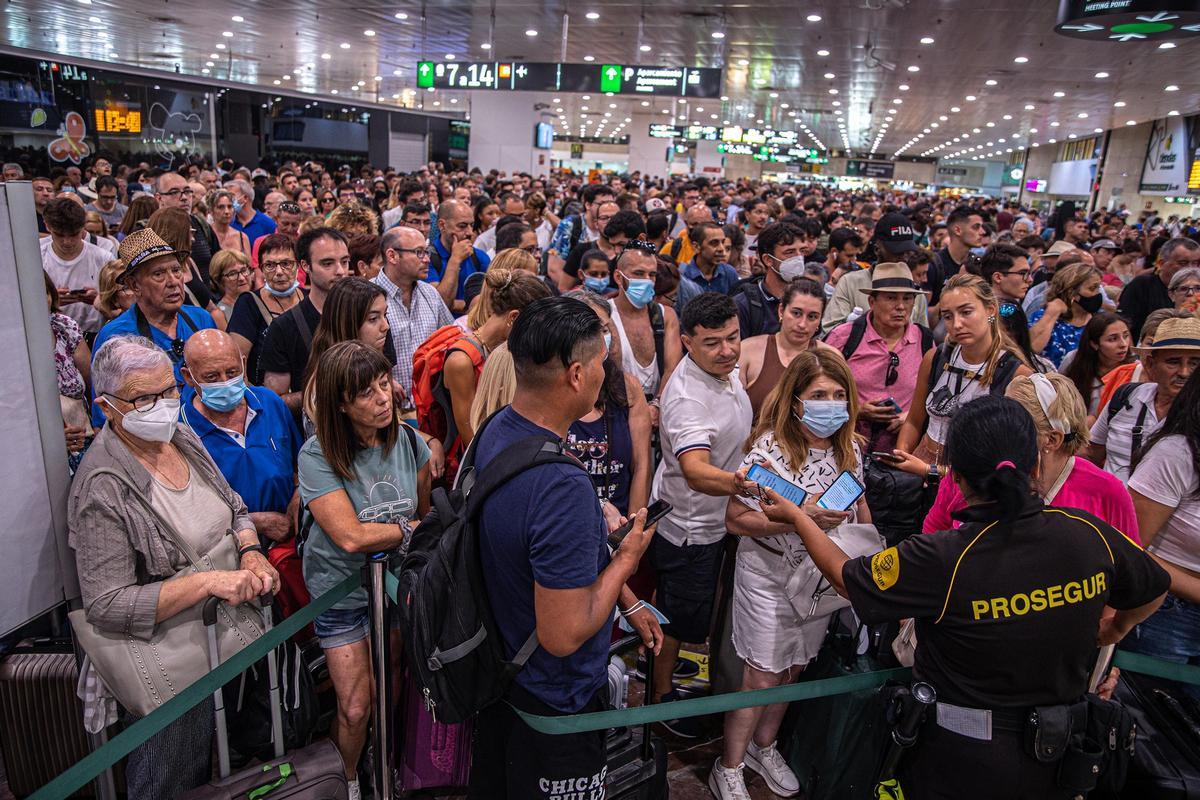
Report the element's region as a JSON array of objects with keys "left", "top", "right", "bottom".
[{"left": 842, "top": 495, "right": 1169, "bottom": 799}]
